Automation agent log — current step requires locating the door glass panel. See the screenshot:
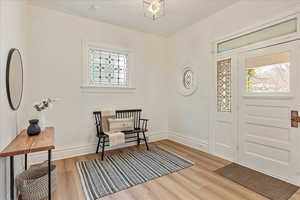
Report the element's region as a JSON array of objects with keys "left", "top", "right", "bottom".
[{"left": 246, "top": 52, "right": 290, "bottom": 93}]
